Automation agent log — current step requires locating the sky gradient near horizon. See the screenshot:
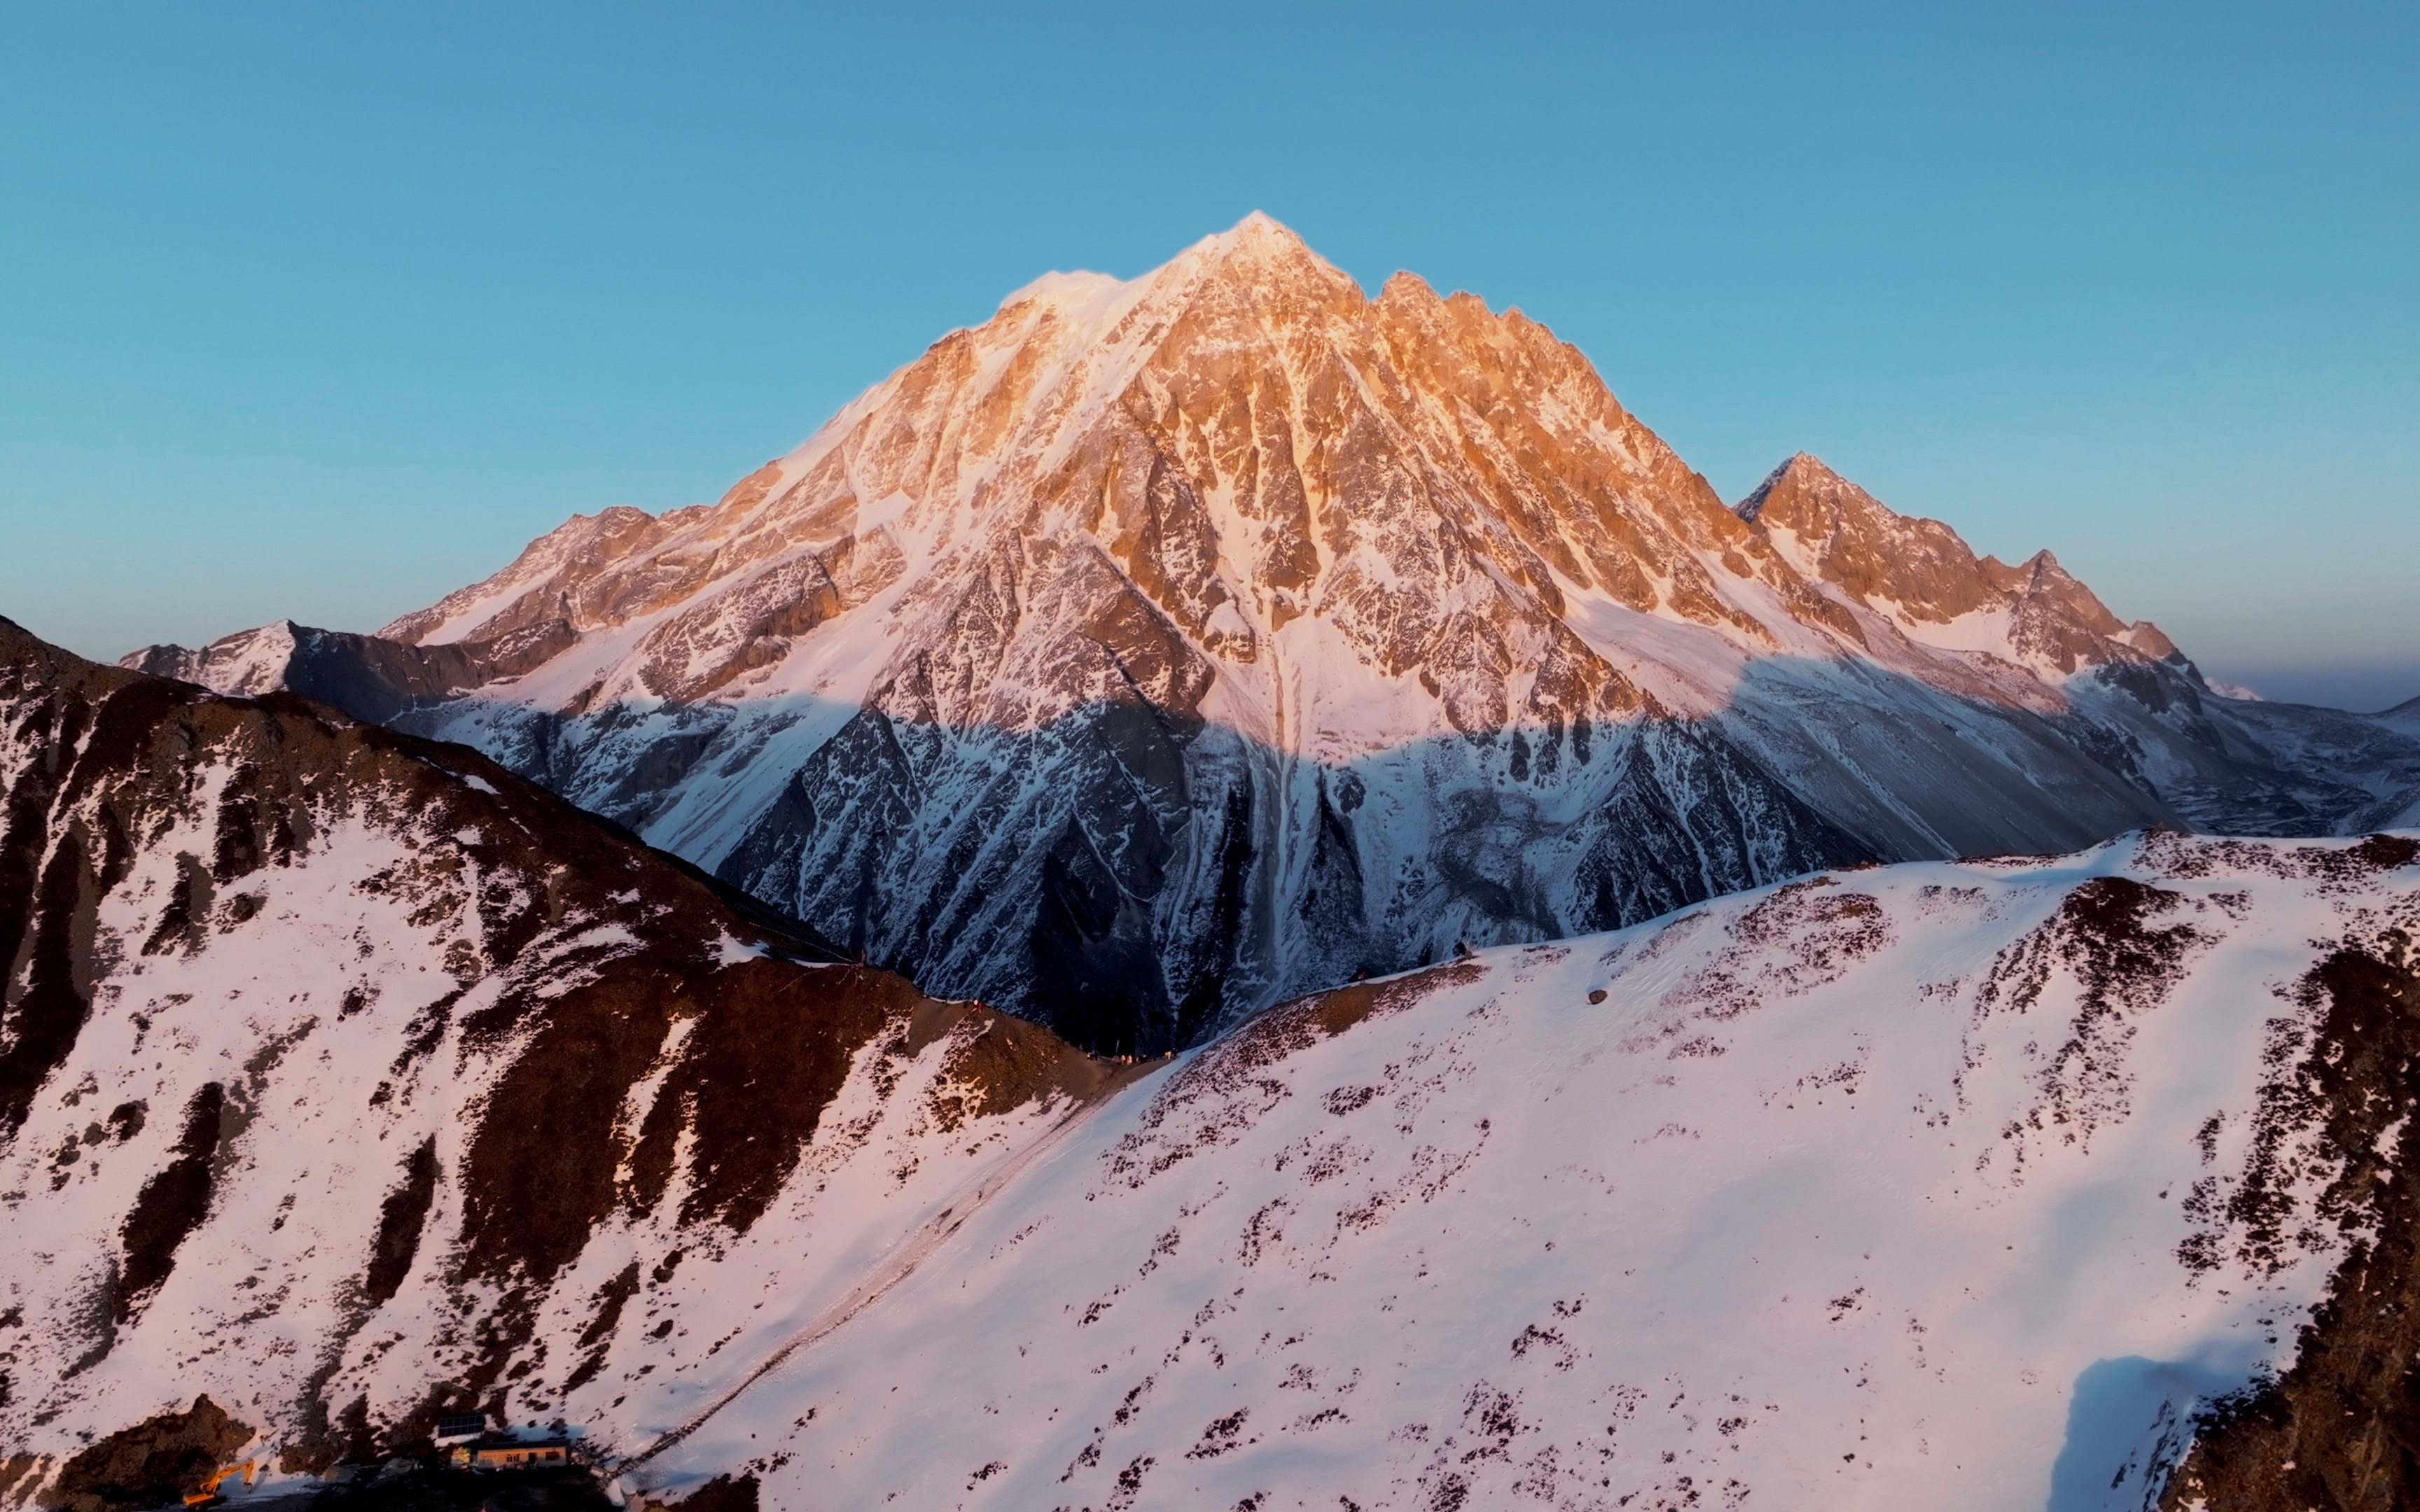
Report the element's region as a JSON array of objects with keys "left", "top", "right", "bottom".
[{"left": 4, "top": 1, "right": 2414, "bottom": 710}]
